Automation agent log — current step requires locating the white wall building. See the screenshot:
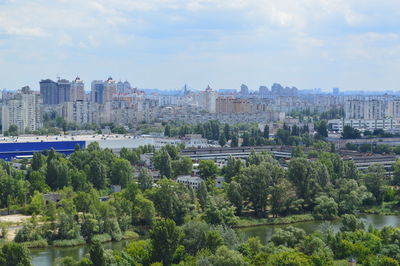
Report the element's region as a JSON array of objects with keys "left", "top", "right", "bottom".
[
  {"left": 70, "top": 77, "right": 85, "bottom": 102},
  {"left": 62, "top": 101, "right": 94, "bottom": 125},
  {"left": 2, "top": 87, "right": 42, "bottom": 134},
  {"left": 176, "top": 175, "right": 203, "bottom": 190},
  {"left": 329, "top": 118, "right": 400, "bottom": 132}
]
